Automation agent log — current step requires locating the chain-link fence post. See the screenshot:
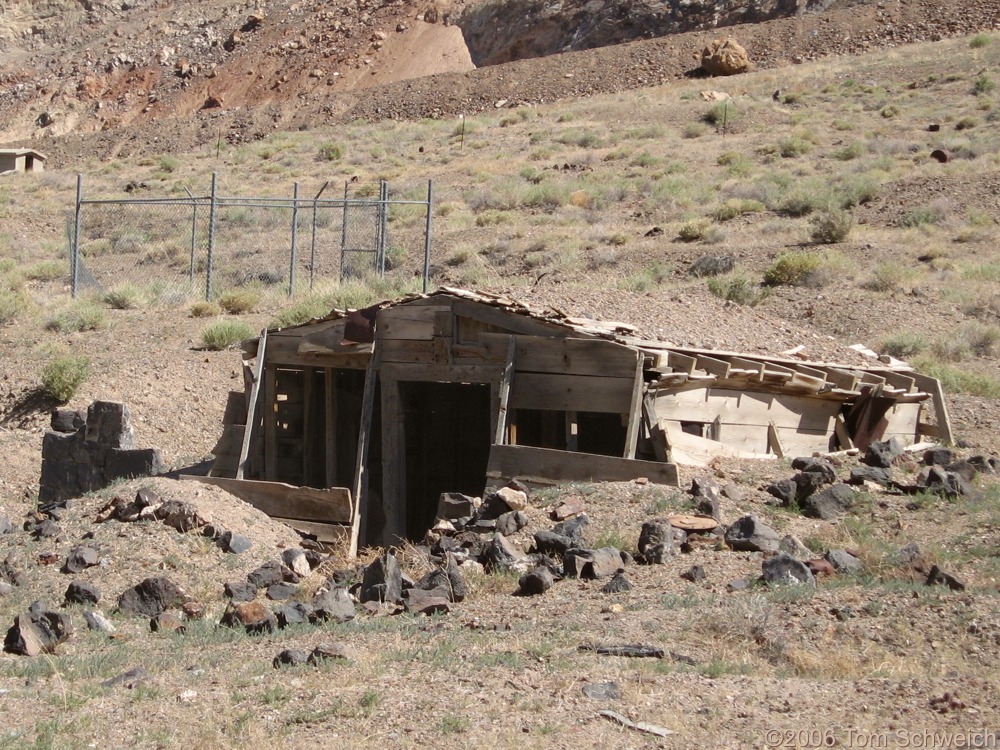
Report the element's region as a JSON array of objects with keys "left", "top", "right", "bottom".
[
  {"left": 183, "top": 187, "right": 198, "bottom": 286},
  {"left": 206, "top": 172, "right": 217, "bottom": 301},
  {"left": 423, "top": 179, "right": 434, "bottom": 293},
  {"left": 288, "top": 181, "right": 300, "bottom": 298},
  {"left": 310, "top": 181, "right": 329, "bottom": 291},
  {"left": 339, "top": 181, "right": 349, "bottom": 283},
  {"left": 71, "top": 173, "right": 83, "bottom": 298}
]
